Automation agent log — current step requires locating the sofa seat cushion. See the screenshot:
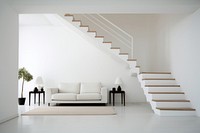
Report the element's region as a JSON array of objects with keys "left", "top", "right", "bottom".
[
  {"left": 77, "top": 93, "right": 101, "bottom": 101},
  {"left": 52, "top": 93, "right": 76, "bottom": 101},
  {"left": 59, "top": 82, "right": 80, "bottom": 94},
  {"left": 80, "top": 82, "right": 101, "bottom": 94}
]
